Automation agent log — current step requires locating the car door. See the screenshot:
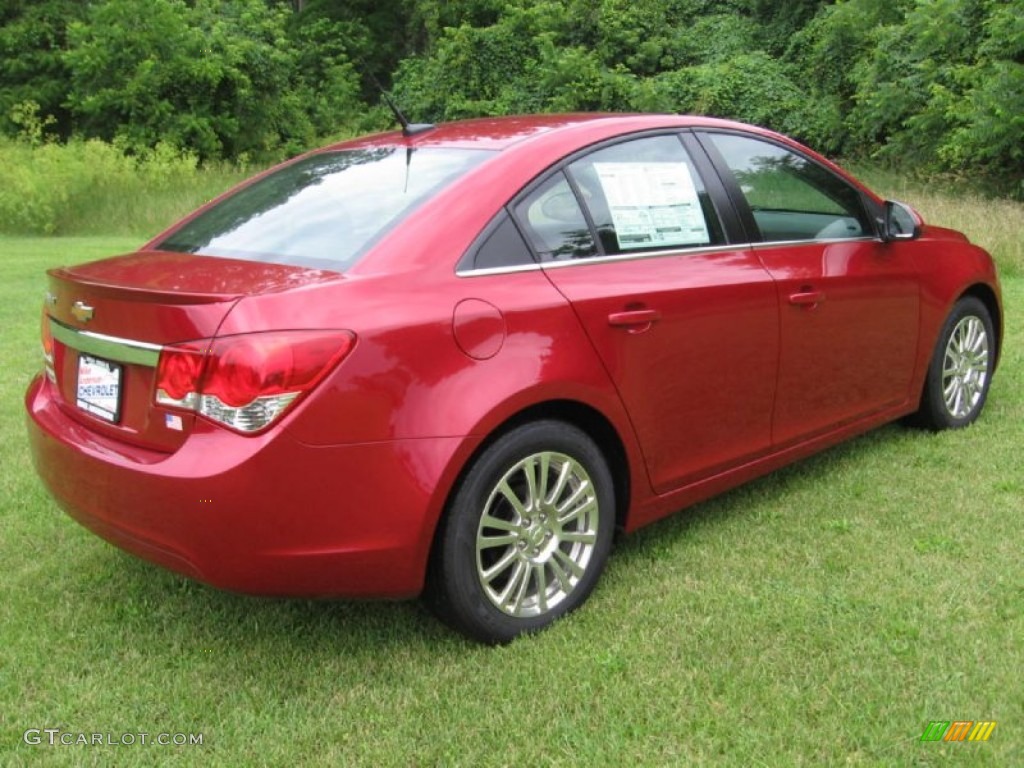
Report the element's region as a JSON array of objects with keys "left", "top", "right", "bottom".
[
  {"left": 511, "top": 133, "right": 779, "bottom": 494},
  {"left": 699, "top": 131, "right": 920, "bottom": 447}
]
